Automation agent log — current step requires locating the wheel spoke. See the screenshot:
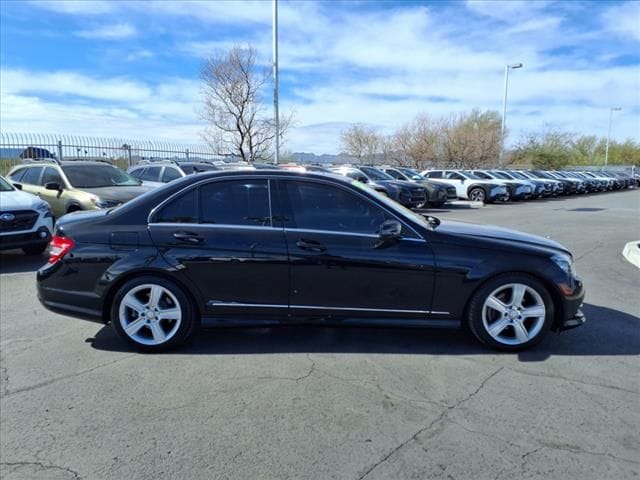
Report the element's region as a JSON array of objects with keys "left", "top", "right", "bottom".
[
  {"left": 123, "top": 296, "right": 145, "bottom": 314},
  {"left": 486, "top": 295, "right": 508, "bottom": 314},
  {"left": 157, "top": 308, "right": 180, "bottom": 321},
  {"left": 149, "top": 321, "right": 166, "bottom": 343},
  {"left": 511, "top": 284, "right": 527, "bottom": 306},
  {"left": 147, "top": 286, "right": 163, "bottom": 309},
  {"left": 521, "top": 305, "right": 545, "bottom": 318},
  {"left": 513, "top": 321, "right": 530, "bottom": 343},
  {"left": 124, "top": 317, "right": 147, "bottom": 336},
  {"left": 488, "top": 318, "right": 511, "bottom": 338}
]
